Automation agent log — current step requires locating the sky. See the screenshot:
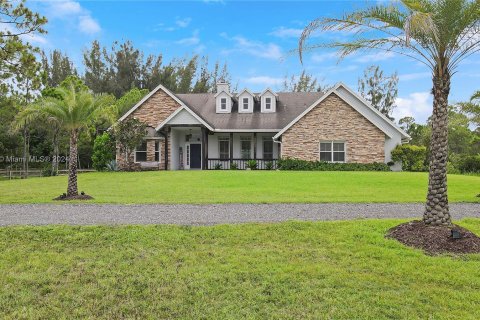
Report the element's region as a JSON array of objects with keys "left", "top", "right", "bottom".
[{"left": 26, "top": 0, "right": 480, "bottom": 124}]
